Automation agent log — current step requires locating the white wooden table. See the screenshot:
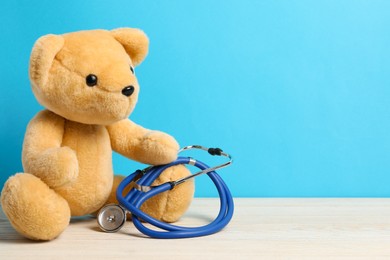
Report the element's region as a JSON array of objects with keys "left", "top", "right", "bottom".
[{"left": 1, "top": 198, "right": 390, "bottom": 259}]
